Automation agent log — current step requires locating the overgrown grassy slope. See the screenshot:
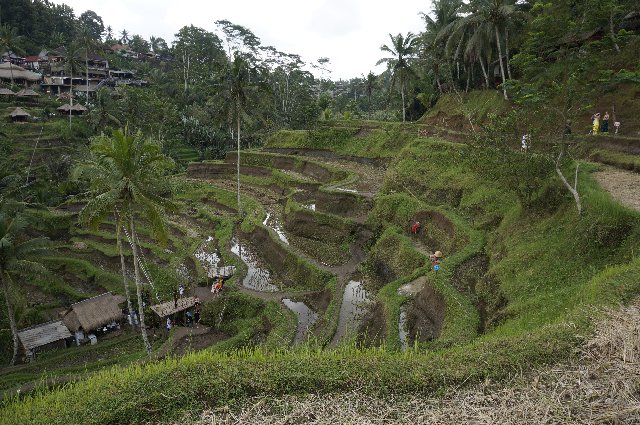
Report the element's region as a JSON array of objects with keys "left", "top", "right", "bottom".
[{"left": 3, "top": 122, "right": 640, "bottom": 424}]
